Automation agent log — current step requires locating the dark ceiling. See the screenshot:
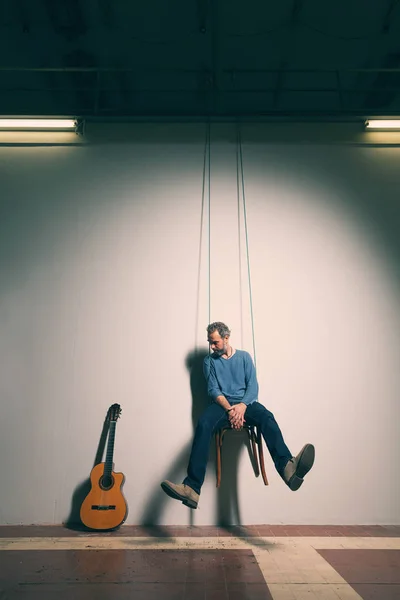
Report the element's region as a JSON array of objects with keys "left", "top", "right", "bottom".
[{"left": 1, "top": 0, "right": 400, "bottom": 118}]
